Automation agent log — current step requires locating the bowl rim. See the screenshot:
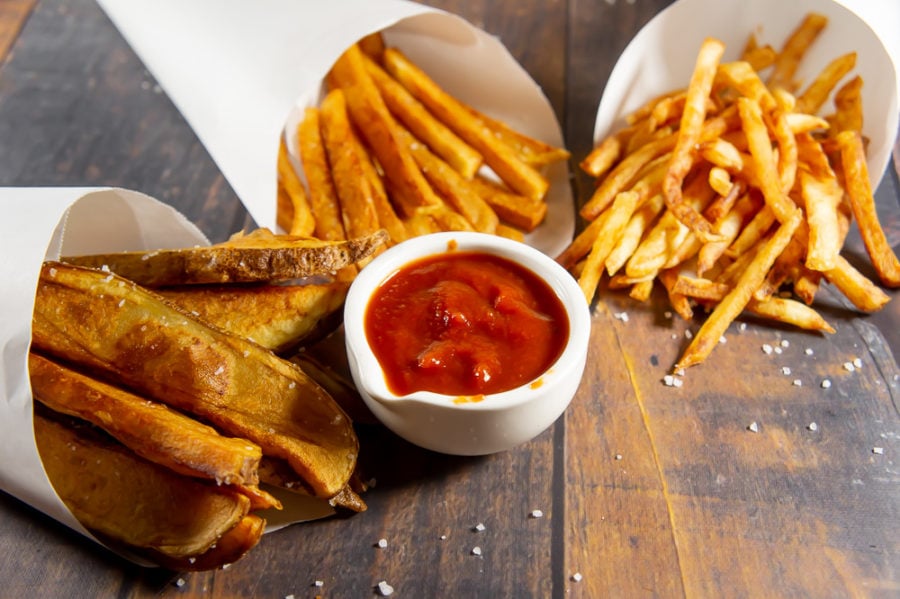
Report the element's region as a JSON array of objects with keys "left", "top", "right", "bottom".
[{"left": 343, "top": 231, "right": 591, "bottom": 412}]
